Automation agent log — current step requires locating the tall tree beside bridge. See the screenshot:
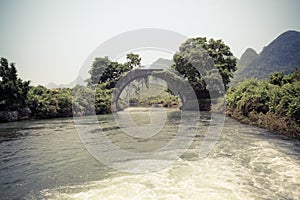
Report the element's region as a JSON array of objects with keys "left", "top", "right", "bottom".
[{"left": 173, "top": 37, "right": 237, "bottom": 100}]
